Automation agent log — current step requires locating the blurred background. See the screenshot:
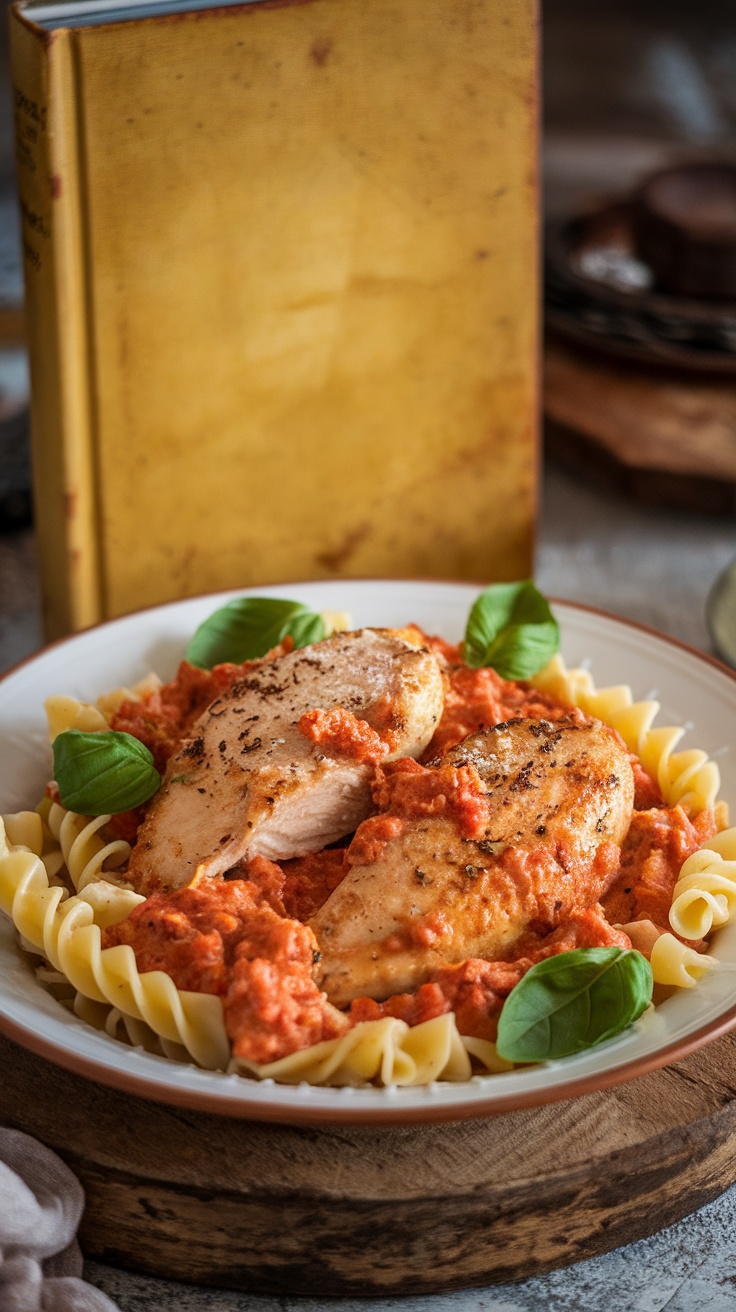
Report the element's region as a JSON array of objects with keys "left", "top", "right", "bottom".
[
  {"left": 0, "top": 0, "right": 28, "bottom": 536},
  {"left": 1, "top": 0, "right": 736, "bottom": 660},
  {"left": 545, "top": 0, "right": 736, "bottom": 215}
]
